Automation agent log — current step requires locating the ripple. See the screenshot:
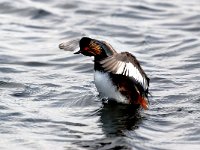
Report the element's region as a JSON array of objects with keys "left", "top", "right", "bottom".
[
  {"left": 22, "top": 61, "right": 51, "bottom": 67},
  {"left": 0, "top": 112, "right": 23, "bottom": 121},
  {"left": 130, "top": 4, "right": 164, "bottom": 13},
  {"left": 73, "top": 63, "right": 93, "bottom": 73},
  {"left": 31, "top": 9, "right": 53, "bottom": 19},
  {"left": 0, "top": 67, "right": 24, "bottom": 73},
  {"left": 10, "top": 85, "right": 41, "bottom": 98},
  {"left": 75, "top": 9, "right": 101, "bottom": 15},
  {"left": 0, "top": 80, "right": 25, "bottom": 88}
]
